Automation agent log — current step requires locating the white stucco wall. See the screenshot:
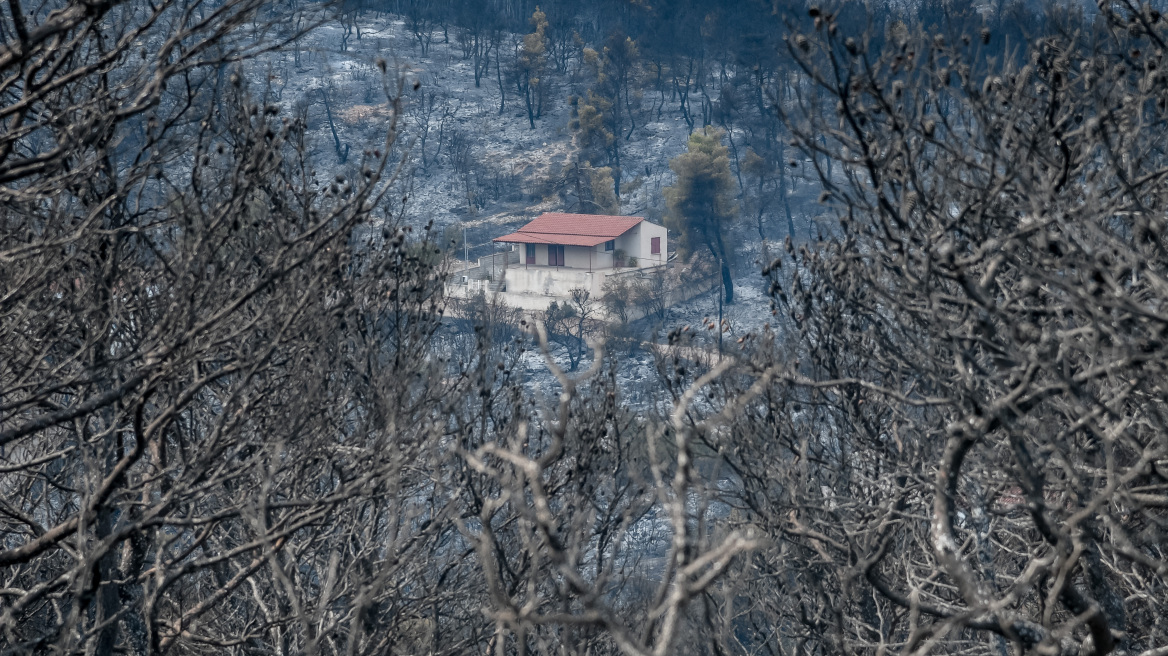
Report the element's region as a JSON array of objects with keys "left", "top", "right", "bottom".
[
  {"left": 505, "top": 267, "right": 606, "bottom": 296},
  {"left": 593, "top": 247, "right": 615, "bottom": 269},
  {"left": 564, "top": 246, "right": 595, "bottom": 269},
  {"left": 614, "top": 227, "right": 639, "bottom": 264},
  {"left": 506, "top": 218, "right": 667, "bottom": 270},
  {"left": 638, "top": 221, "right": 668, "bottom": 268},
  {"left": 446, "top": 260, "right": 712, "bottom": 322},
  {"left": 610, "top": 221, "right": 668, "bottom": 267}
]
